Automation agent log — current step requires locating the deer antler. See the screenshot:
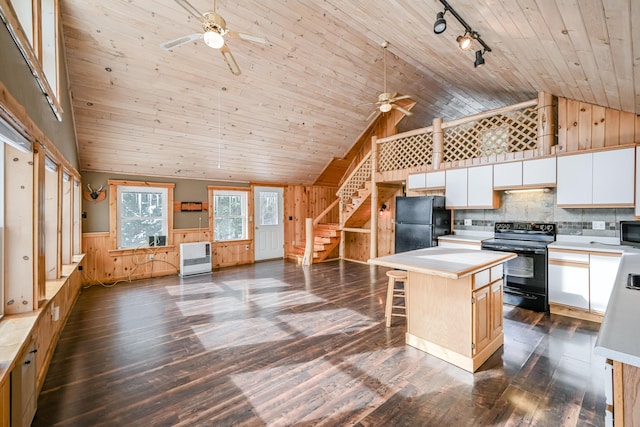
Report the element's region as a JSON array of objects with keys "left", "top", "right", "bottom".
[
  {"left": 96, "top": 185, "right": 103, "bottom": 192},
  {"left": 87, "top": 184, "right": 93, "bottom": 192}
]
